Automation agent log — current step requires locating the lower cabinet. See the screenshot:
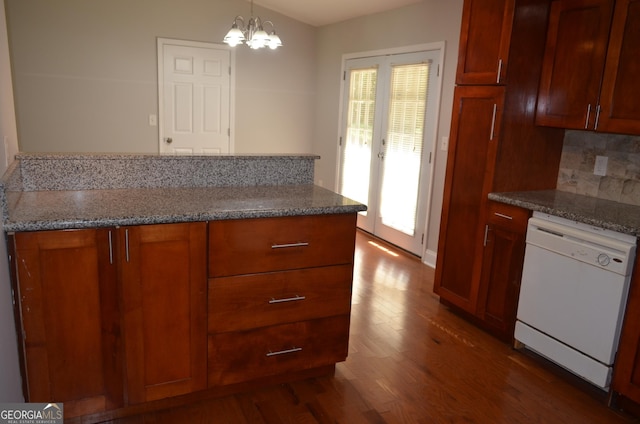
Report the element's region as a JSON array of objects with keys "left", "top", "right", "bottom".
[
  {"left": 436, "top": 199, "right": 529, "bottom": 341},
  {"left": 476, "top": 202, "right": 529, "bottom": 340},
  {"left": 9, "top": 214, "right": 357, "bottom": 421},
  {"left": 11, "top": 222, "right": 207, "bottom": 417},
  {"left": 611, "top": 250, "right": 640, "bottom": 406},
  {"left": 11, "top": 229, "right": 122, "bottom": 418},
  {"left": 119, "top": 223, "right": 207, "bottom": 404},
  {"left": 207, "top": 214, "right": 357, "bottom": 386}
]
